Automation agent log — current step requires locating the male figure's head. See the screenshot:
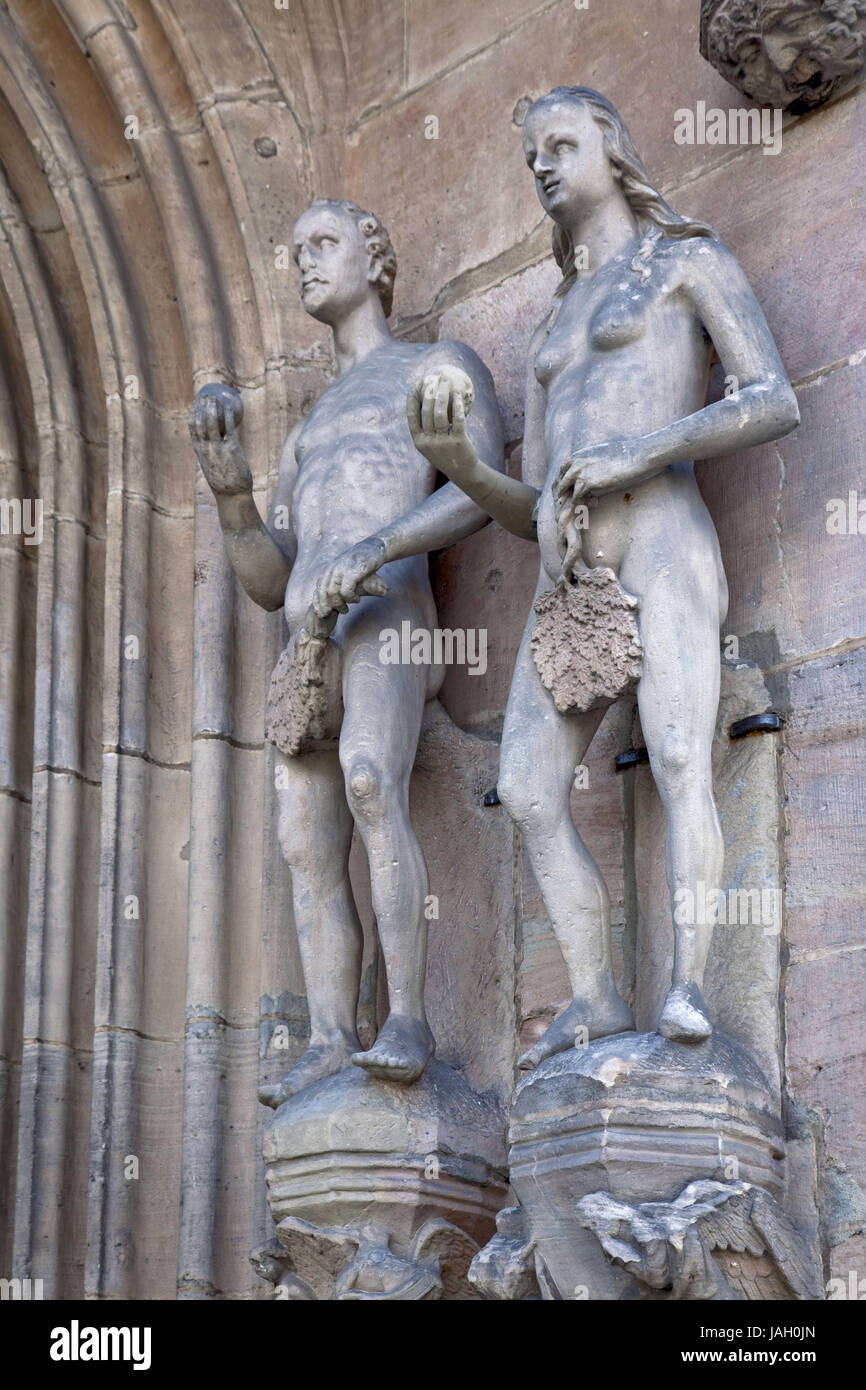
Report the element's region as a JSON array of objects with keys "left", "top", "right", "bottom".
[{"left": 292, "top": 199, "right": 397, "bottom": 325}]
